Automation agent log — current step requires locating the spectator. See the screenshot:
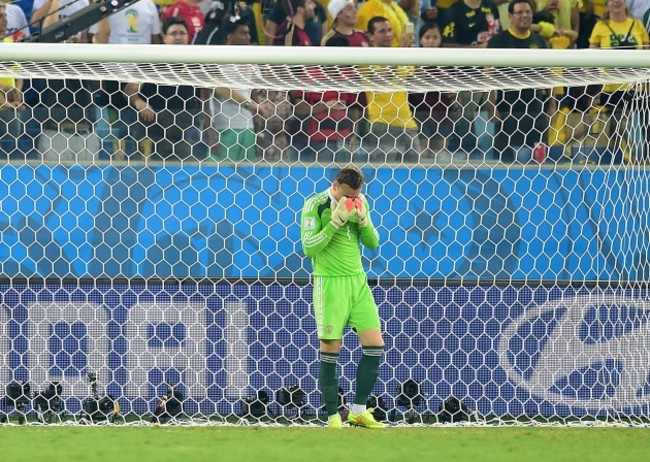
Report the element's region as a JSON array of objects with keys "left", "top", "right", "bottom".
[
  {"left": 0, "top": 3, "right": 25, "bottom": 157},
  {"left": 399, "top": 0, "right": 421, "bottom": 44},
  {"left": 241, "top": 0, "right": 299, "bottom": 160},
  {"left": 91, "top": 0, "right": 162, "bottom": 161},
  {"left": 4, "top": 1, "right": 30, "bottom": 41},
  {"left": 409, "top": 22, "right": 452, "bottom": 162},
  {"left": 590, "top": 0, "right": 648, "bottom": 51},
  {"left": 589, "top": 0, "right": 649, "bottom": 162},
  {"left": 487, "top": 0, "right": 551, "bottom": 163},
  {"left": 577, "top": 0, "right": 604, "bottom": 49},
  {"left": 435, "top": 0, "right": 458, "bottom": 13},
  {"left": 420, "top": 0, "right": 439, "bottom": 27},
  {"left": 273, "top": 0, "right": 317, "bottom": 45},
  {"left": 532, "top": 0, "right": 579, "bottom": 150},
  {"left": 321, "top": 0, "right": 369, "bottom": 46},
  {"left": 250, "top": 0, "right": 270, "bottom": 44},
  {"left": 162, "top": 0, "right": 205, "bottom": 43},
  {"left": 194, "top": 0, "right": 260, "bottom": 45},
  {"left": 362, "top": 16, "right": 421, "bottom": 163},
  {"left": 210, "top": 18, "right": 261, "bottom": 161},
  {"left": 292, "top": 36, "right": 361, "bottom": 163},
  {"left": 494, "top": 0, "right": 513, "bottom": 31},
  {"left": 440, "top": 0, "right": 500, "bottom": 47},
  {"left": 35, "top": 78, "right": 99, "bottom": 162},
  {"left": 31, "top": 0, "right": 90, "bottom": 40},
  {"left": 31, "top": 0, "right": 99, "bottom": 161},
  {"left": 625, "top": 0, "right": 650, "bottom": 19},
  {"left": 534, "top": 0, "right": 580, "bottom": 48},
  {"left": 251, "top": 88, "right": 292, "bottom": 161},
  {"left": 265, "top": 0, "right": 327, "bottom": 45},
  {"left": 441, "top": 0, "right": 500, "bottom": 160},
  {"left": 124, "top": 17, "right": 206, "bottom": 162},
  {"left": 153, "top": 0, "right": 177, "bottom": 17},
  {"left": 268, "top": 0, "right": 317, "bottom": 160},
  {"left": 356, "top": 0, "right": 413, "bottom": 47},
  {"left": 92, "top": 0, "right": 162, "bottom": 44},
  {"left": 321, "top": 0, "right": 369, "bottom": 155}
]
